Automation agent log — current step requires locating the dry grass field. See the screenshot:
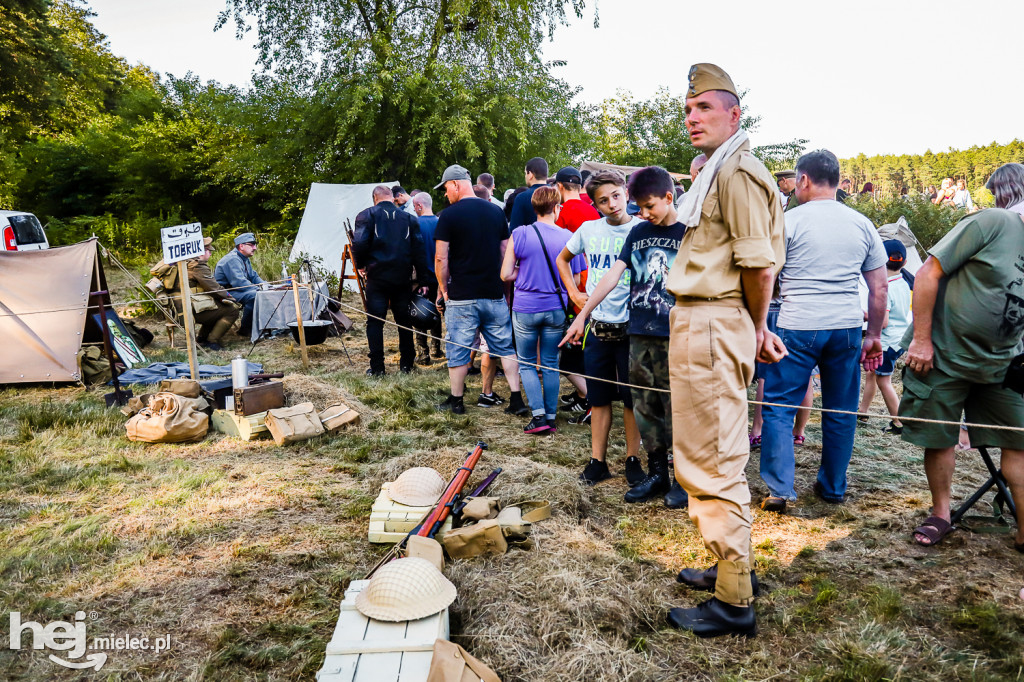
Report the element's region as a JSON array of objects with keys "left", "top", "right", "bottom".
[{"left": 1, "top": 271, "right": 1023, "bottom": 681}]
